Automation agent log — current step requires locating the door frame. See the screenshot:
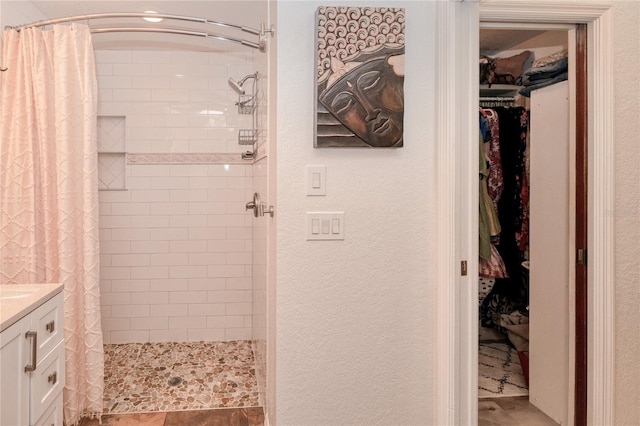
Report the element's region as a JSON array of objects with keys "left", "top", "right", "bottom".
[{"left": 434, "top": 1, "right": 614, "bottom": 425}]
